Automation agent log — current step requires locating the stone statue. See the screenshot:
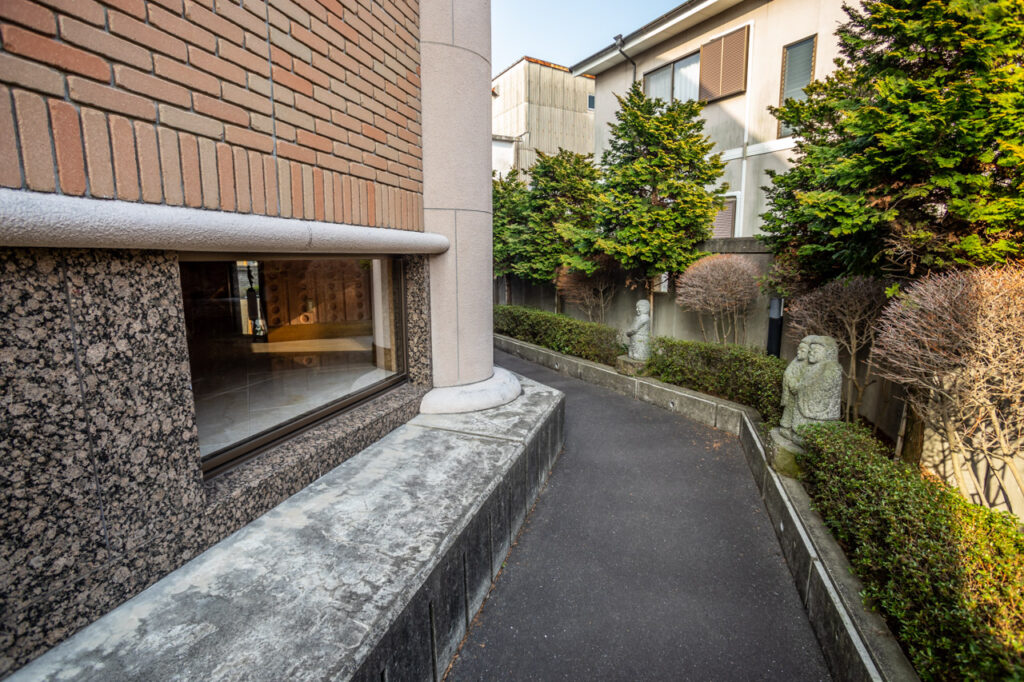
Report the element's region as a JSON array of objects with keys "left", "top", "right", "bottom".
[
  {"left": 626, "top": 299, "right": 651, "bottom": 362},
  {"left": 777, "top": 335, "right": 842, "bottom": 444},
  {"left": 778, "top": 337, "right": 810, "bottom": 439}
]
